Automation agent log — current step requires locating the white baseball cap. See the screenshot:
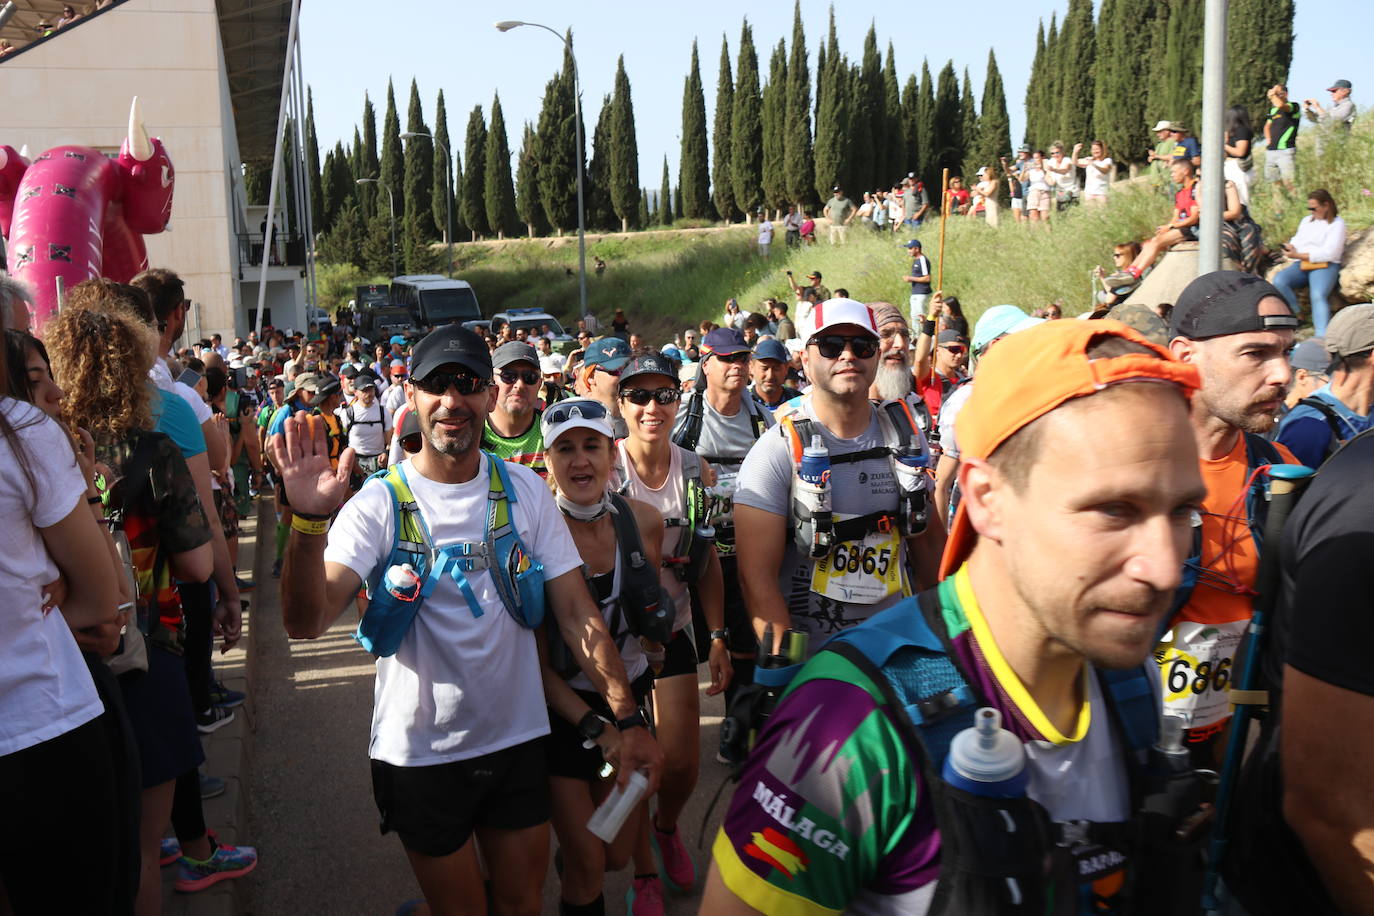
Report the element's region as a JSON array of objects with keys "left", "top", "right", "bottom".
[{"left": 799, "top": 297, "right": 880, "bottom": 341}]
